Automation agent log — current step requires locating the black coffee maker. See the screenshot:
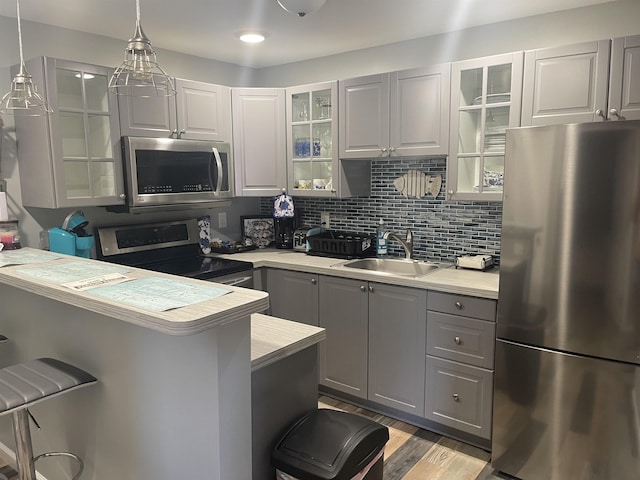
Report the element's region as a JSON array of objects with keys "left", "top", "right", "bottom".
[
  {"left": 274, "top": 217, "right": 296, "bottom": 249},
  {"left": 273, "top": 191, "right": 296, "bottom": 249}
]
